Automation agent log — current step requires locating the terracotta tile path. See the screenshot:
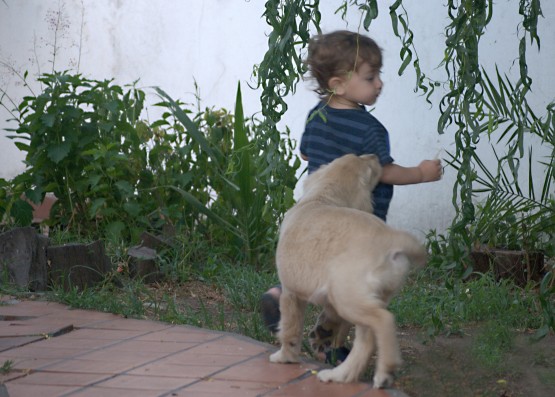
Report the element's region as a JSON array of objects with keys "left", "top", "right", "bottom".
[{"left": 0, "top": 296, "right": 409, "bottom": 397}]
